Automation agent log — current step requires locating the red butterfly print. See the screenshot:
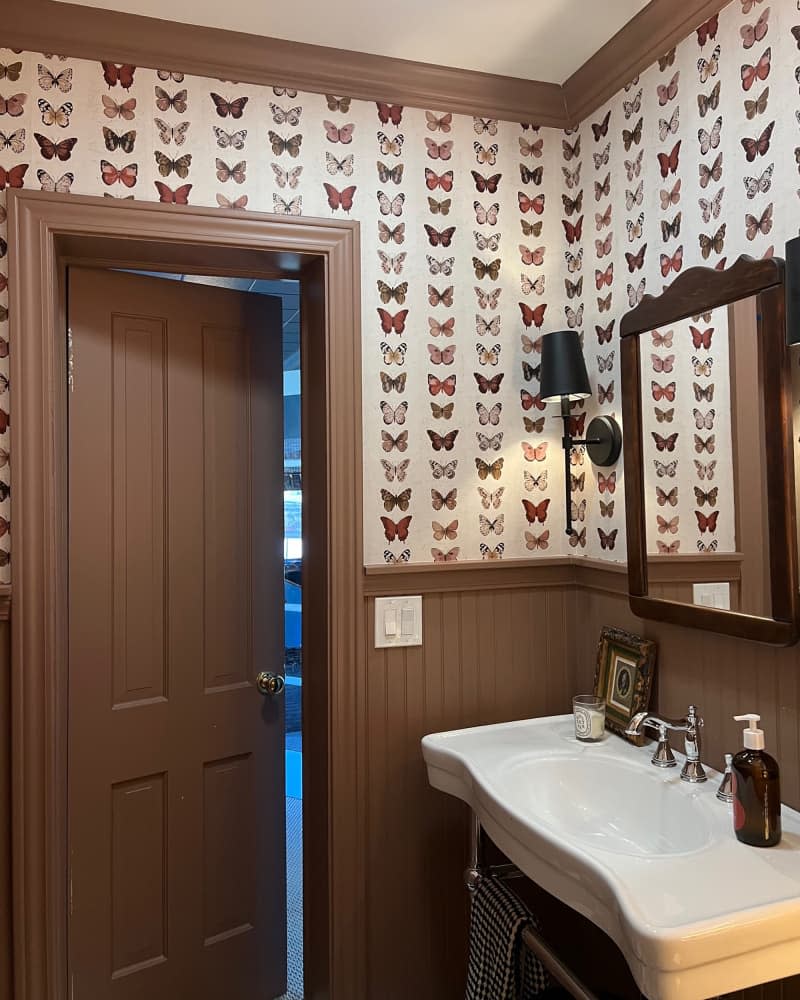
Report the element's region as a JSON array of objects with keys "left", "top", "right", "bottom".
[
  {"left": 154, "top": 181, "right": 191, "bottom": 203},
  {"left": 425, "top": 168, "right": 453, "bottom": 192},
  {"left": 657, "top": 141, "right": 681, "bottom": 178},
  {"left": 595, "top": 265, "right": 613, "bottom": 289},
  {"left": 741, "top": 7, "right": 769, "bottom": 49},
  {"left": 323, "top": 183, "right": 356, "bottom": 212},
  {"left": 598, "top": 471, "right": 616, "bottom": 494},
  {"left": 562, "top": 216, "right": 584, "bottom": 244},
  {"left": 740, "top": 120, "right": 774, "bottom": 161},
  {"left": 522, "top": 498, "right": 550, "bottom": 524},
  {"left": 521, "top": 440, "right": 548, "bottom": 462},
  {"left": 34, "top": 133, "right": 77, "bottom": 160},
  {"left": 519, "top": 245, "right": 545, "bottom": 266},
  {"left": 0, "top": 163, "right": 27, "bottom": 190},
  {"left": 381, "top": 515, "right": 412, "bottom": 542},
  {"left": 625, "top": 244, "right": 647, "bottom": 272},
  {"left": 651, "top": 380, "right": 676, "bottom": 402},
  {"left": 210, "top": 93, "right": 249, "bottom": 119},
  {"left": 569, "top": 412, "right": 586, "bottom": 436},
  {"left": 518, "top": 192, "right": 545, "bottom": 214},
  {"left": 656, "top": 71, "right": 680, "bottom": 106},
  {"left": 660, "top": 247, "right": 683, "bottom": 277},
  {"left": 376, "top": 102, "right": 403, "bottom": 126},
  {"left": 519, "top": 302, "right": 547, "bottom": 328},
  {"left": 474, "top": 372, "right": 504, "bottom": 394},
  {"left": 101, "top": 62, "right": 136, "bottom": 89},
  {"left": 428, "top": 374, "right": 456, "bottom": 396},
  {"left": 696, "top": 13, "right": 718, "bottom": 45},
  {"left": 377, "top": 308, "right": 408, "bottom": 335},
  {"left": 472, "top": 171, "right": 501, "bottom": 193},
  {"left": 101, "top": 159, "right": 137, "bottom": 186},
  {"left": 520, "top": 389, "right": 545, "bottom": 411},
  {"left": 741, "top": 47, "right": 771, "bottom": 91},
  {"left": 691, "top": 326, "right": 713, "bottom": 349},
  {"left": 695, "top": 510, "right": 719, "bottom": 533}
]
